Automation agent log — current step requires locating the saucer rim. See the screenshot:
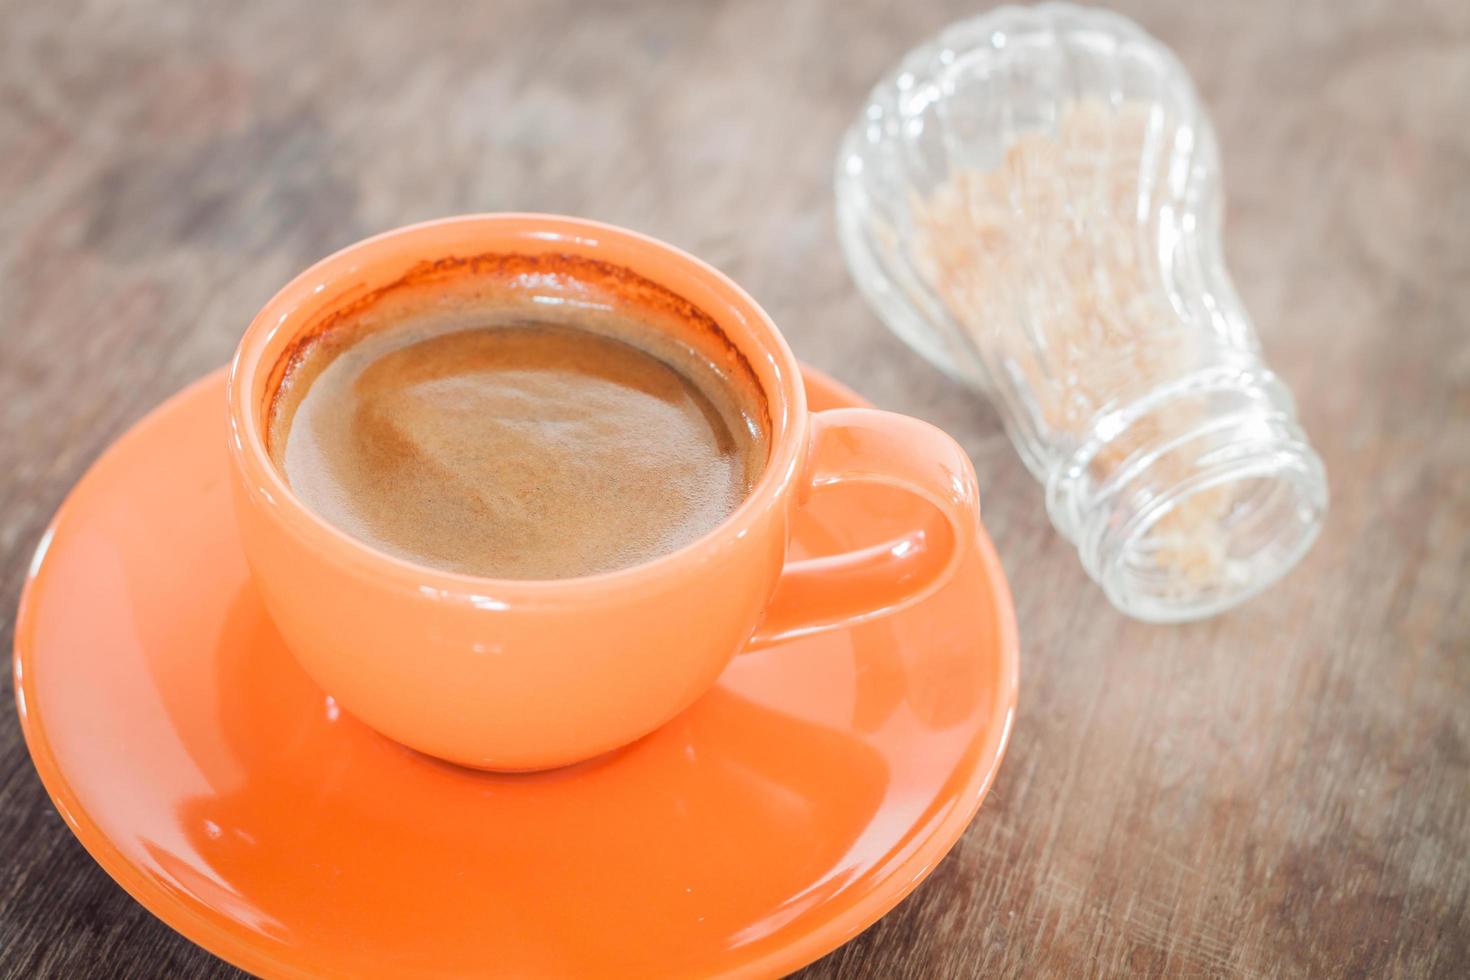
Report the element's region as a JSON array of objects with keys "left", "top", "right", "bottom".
[{"left": 12, "top": 364, "right": 1019, "bottom": 980}]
